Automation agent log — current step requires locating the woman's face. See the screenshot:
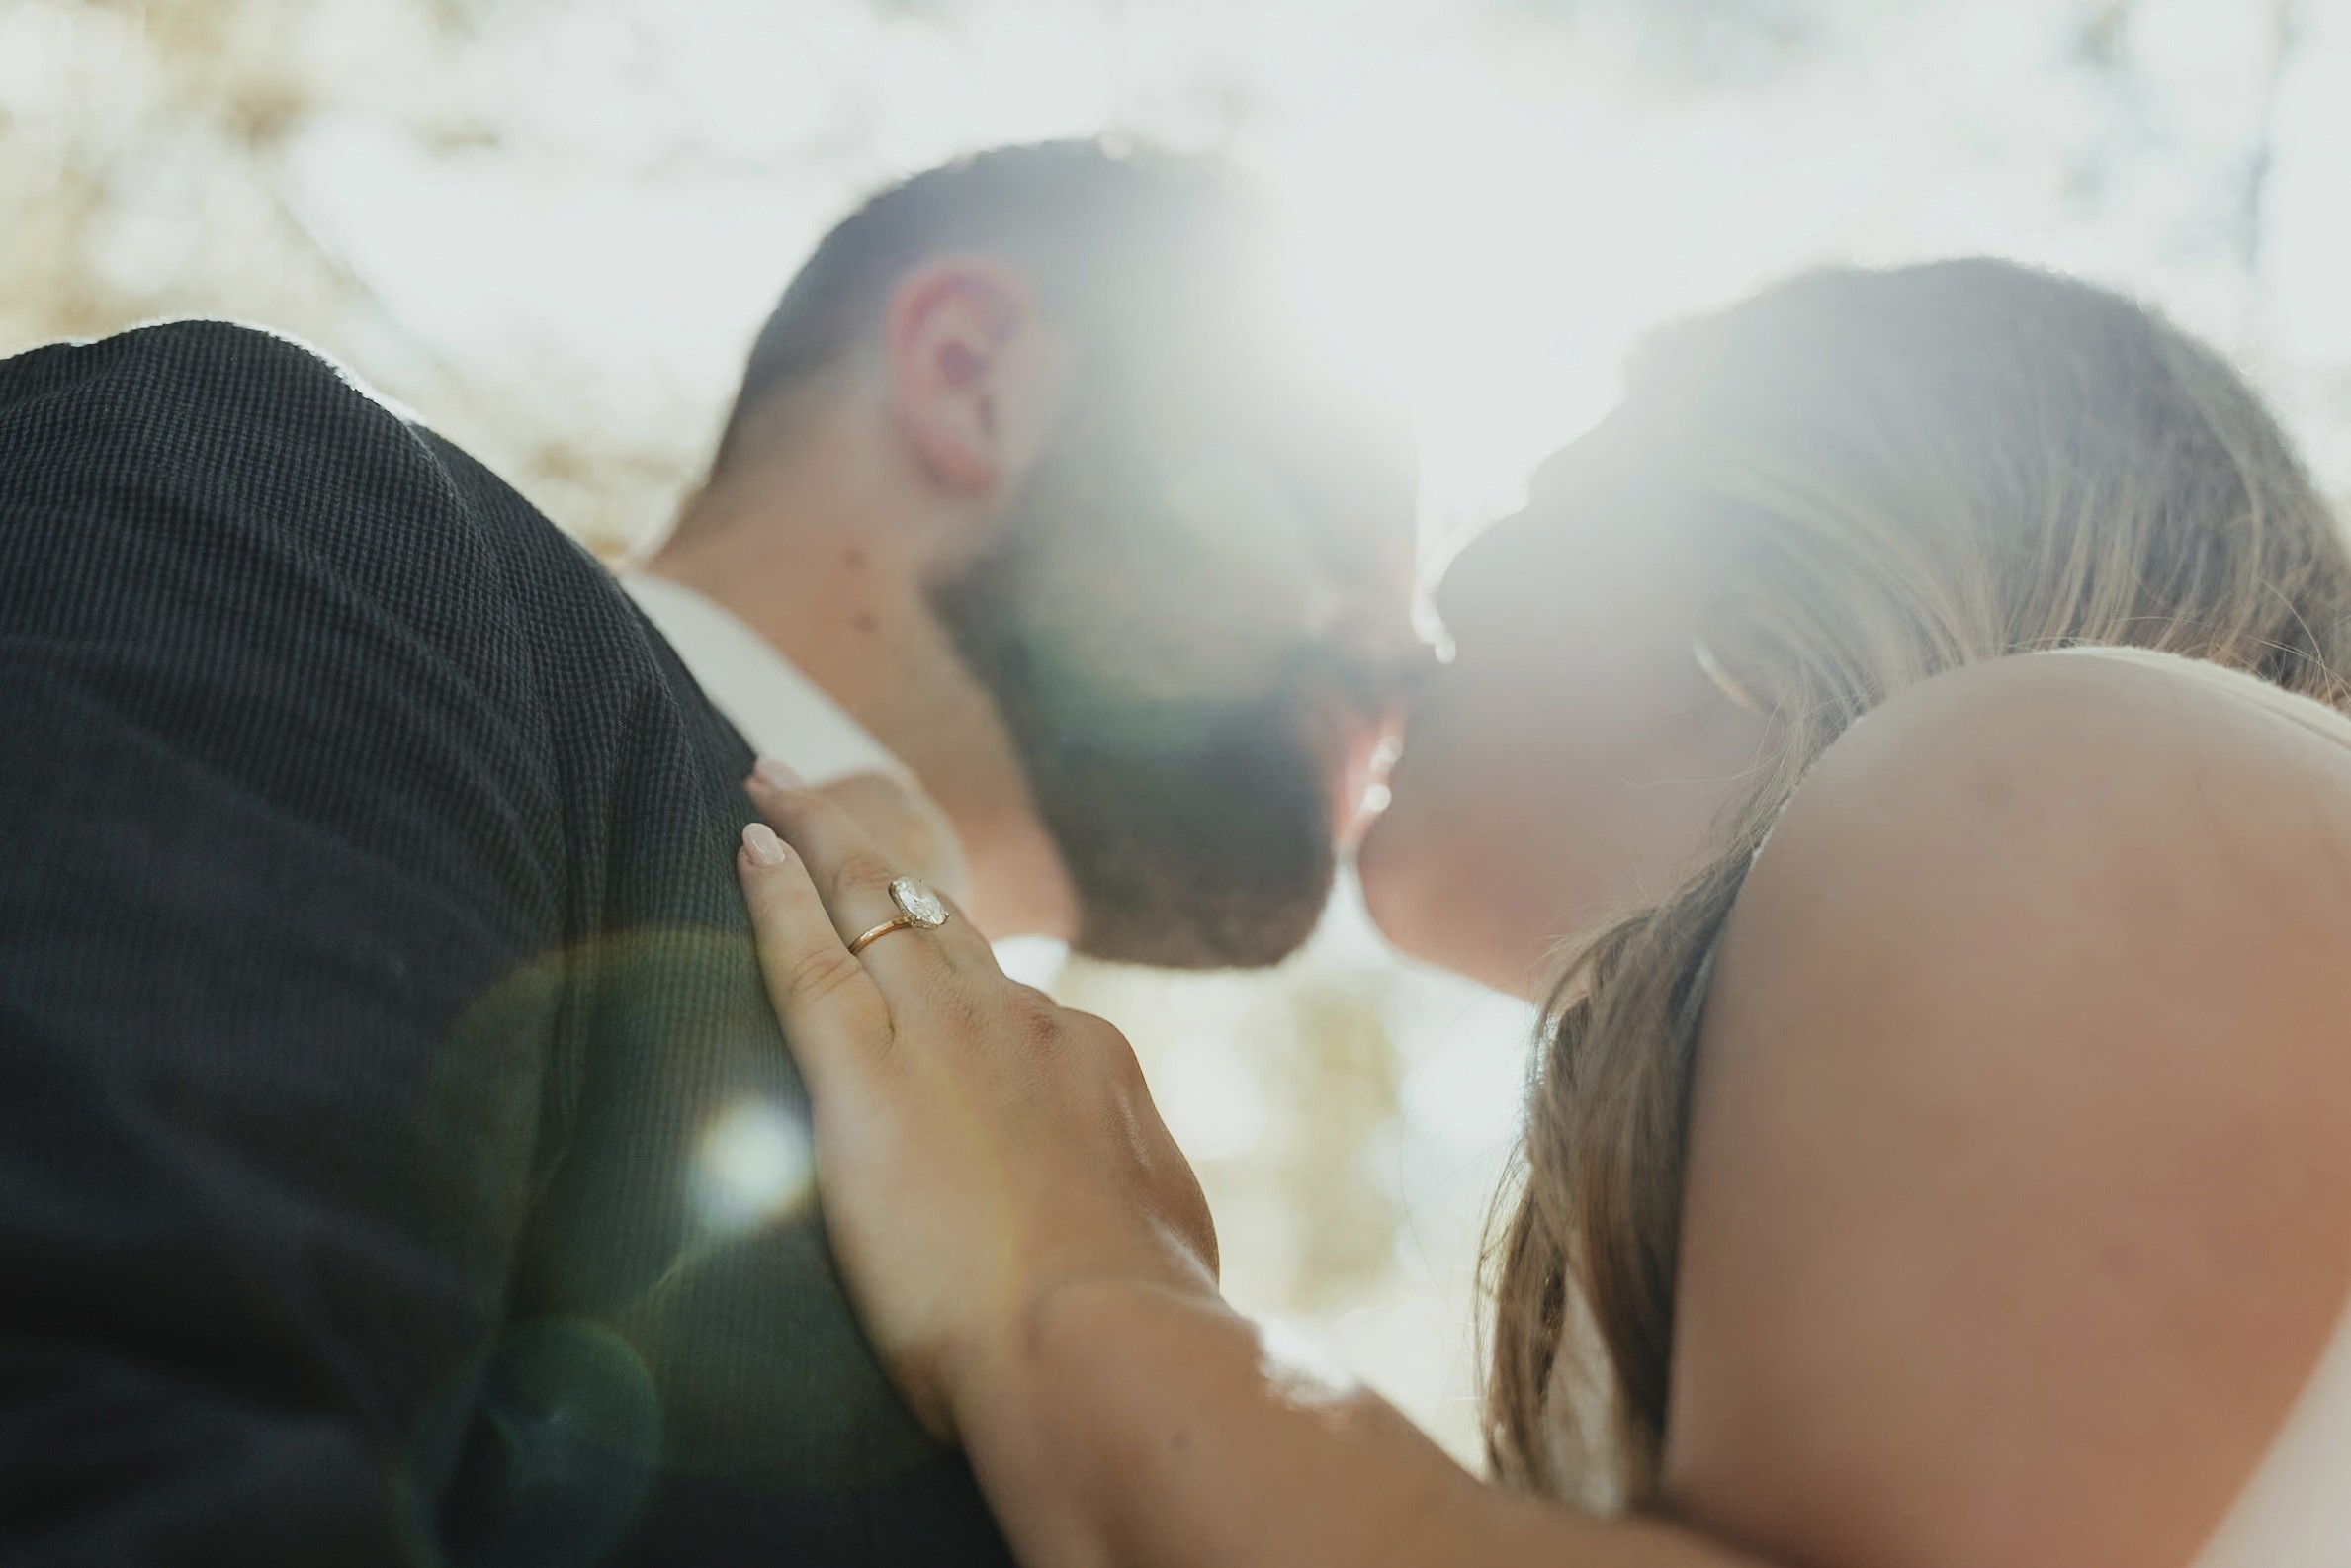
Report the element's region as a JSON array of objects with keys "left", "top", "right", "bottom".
[{"left": 1357, "top": 431, "right": 1770, "bottom": 996}]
